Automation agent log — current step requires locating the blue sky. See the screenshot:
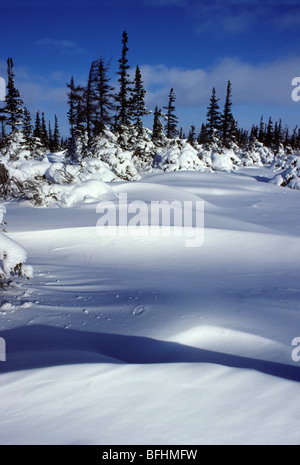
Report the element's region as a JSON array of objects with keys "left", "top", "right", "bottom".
[{"left": 1, "top": 0, "right": 300, "bottom": 137}]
